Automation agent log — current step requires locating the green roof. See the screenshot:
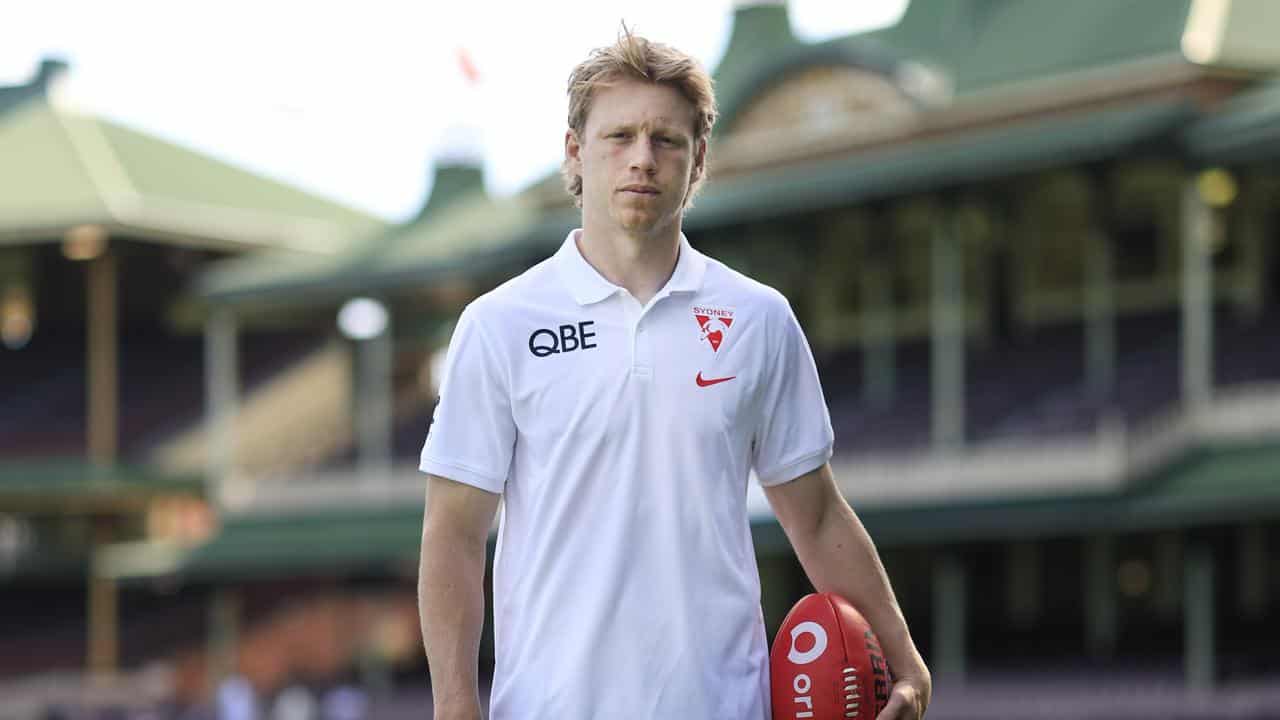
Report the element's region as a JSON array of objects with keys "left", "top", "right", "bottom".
[
  {"left": 0, "top": 102, "right": 111, "bottom": 229},
  {"left": 0, "top": 94, "right": 386, "bottom": 251},
  {"left": 196, "top": 1, "right": 1210, "bottom": 306},
  {"left": 865, "top": 0, "right": 1192, "bottom": 95},
  {"left": 690, "top": 98, "right": 1195, "bottom": 229},
  {"left": 757, "top": 442, "right": 1280, "bottom": 553},
  {"left": 205, "top": 97, "right": 1194, "bottom": 304},
  {"left": 1184, "top": 77, "right": 1280, "bottom": 164},
  {"left": 716, "top": 0, "right": 1194, "bottom": 132},
  {"left": 102, "top": 505, "right": 424, "bottom": 582},
  {"left": 0, "top": 458, "right": 204, "bottom": 514},
  {"left": 713, "top": 3, "right": 803, "bottom": 134},
  {"left": 198, "top": 169, "right": 540, "bottom": 305}
]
